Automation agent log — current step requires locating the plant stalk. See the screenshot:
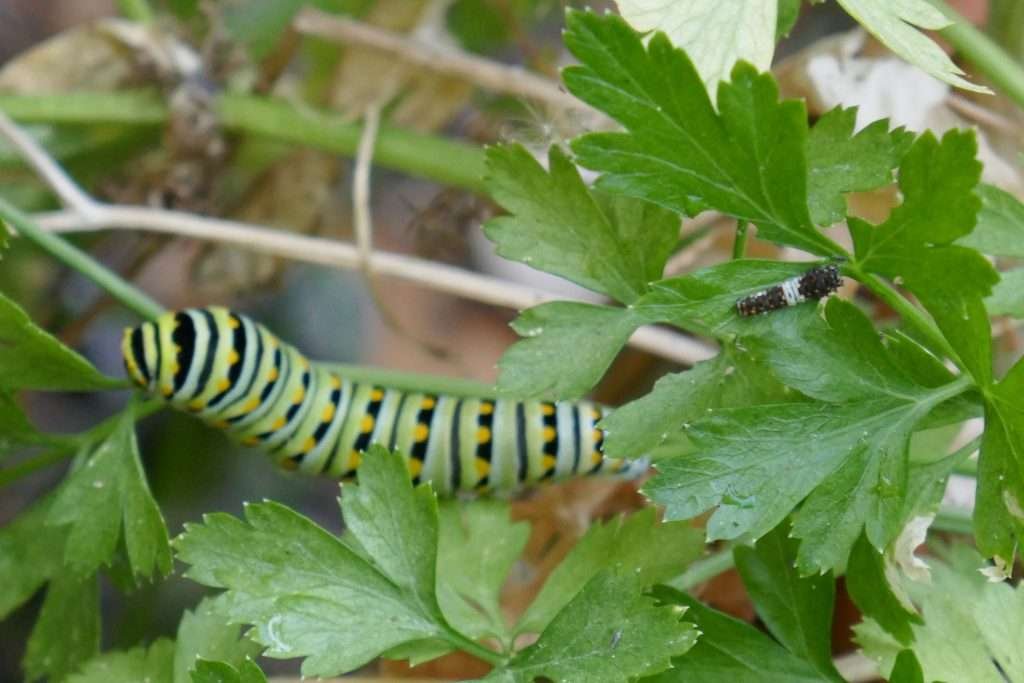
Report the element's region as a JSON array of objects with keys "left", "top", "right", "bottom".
[{"left": 732, "top": 220, "right": 749, "bottom": 260}]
